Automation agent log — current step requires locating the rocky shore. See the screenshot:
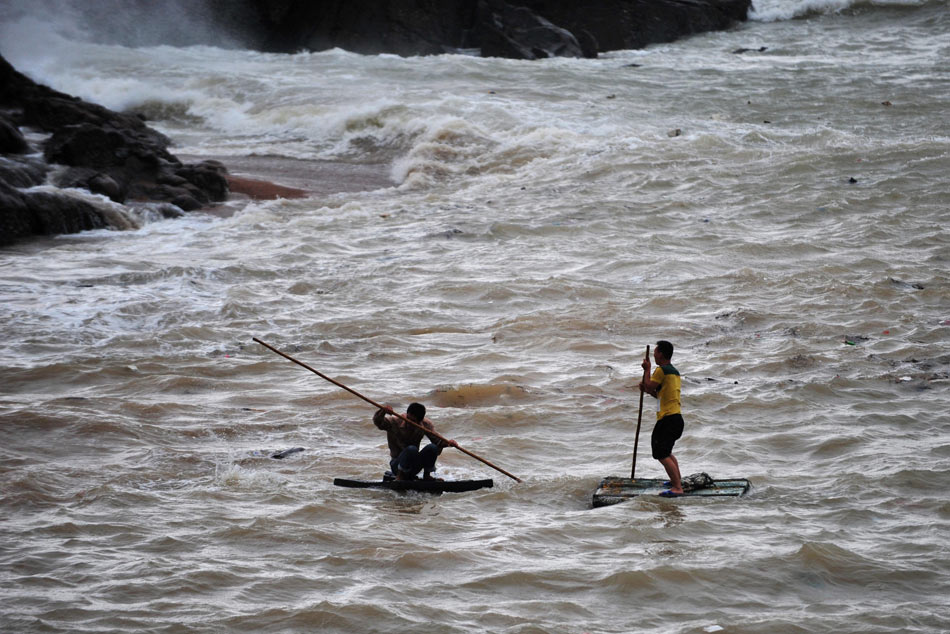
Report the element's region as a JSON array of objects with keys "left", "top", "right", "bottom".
[
  {"left": 251, "top": 0, "right": 752, "bottom": 60},
  {"left": 0, "top": 54, "right": 230, "bottom": 247},
  {"left": 0, "top": 0, "right": 751, "bottom": 247}
]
